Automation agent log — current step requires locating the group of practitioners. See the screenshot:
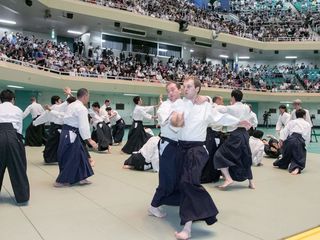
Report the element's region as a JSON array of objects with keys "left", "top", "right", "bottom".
[{"left": 0, "top": 76, "right": 313, "bottom": 239}]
